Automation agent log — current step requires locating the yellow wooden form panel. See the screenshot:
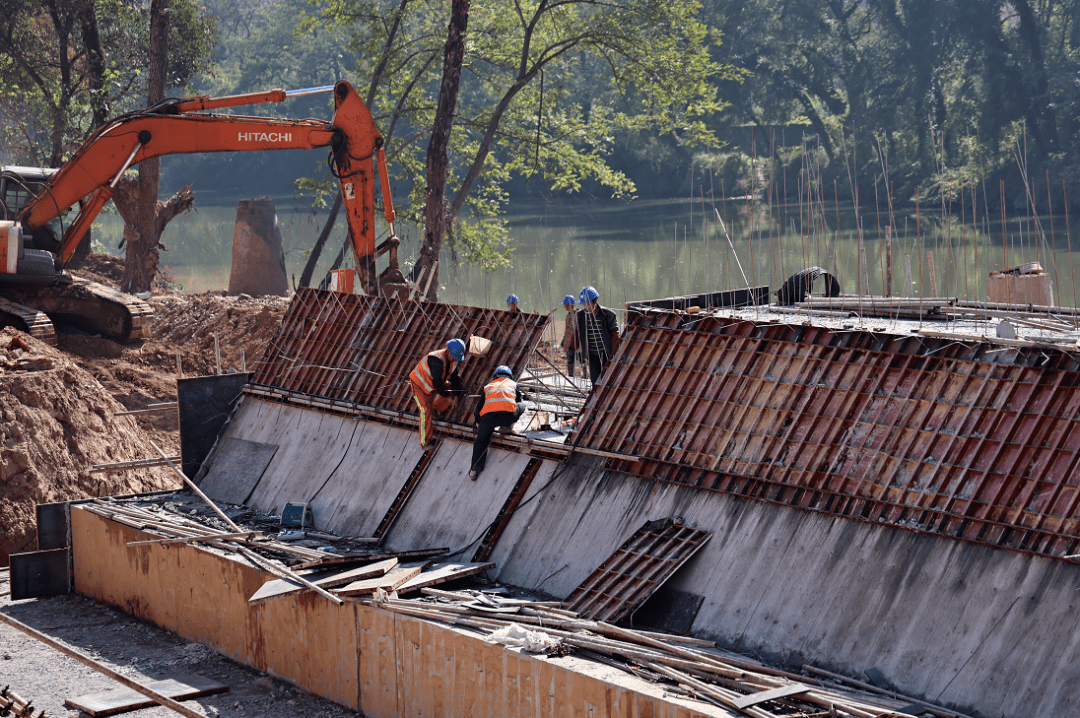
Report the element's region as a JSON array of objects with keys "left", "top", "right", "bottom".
[
  {"left": 71, "top": 507, "right": 258, "bottom": 658},
  {"left": 71, "top": 508, "right": 360, "bottom": 710},
  {"left": 255, "top": 586, "right": 360, "bottom": 707},
  {"left": 355, "top": 603, "right": 719, "bottom": 718}
]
